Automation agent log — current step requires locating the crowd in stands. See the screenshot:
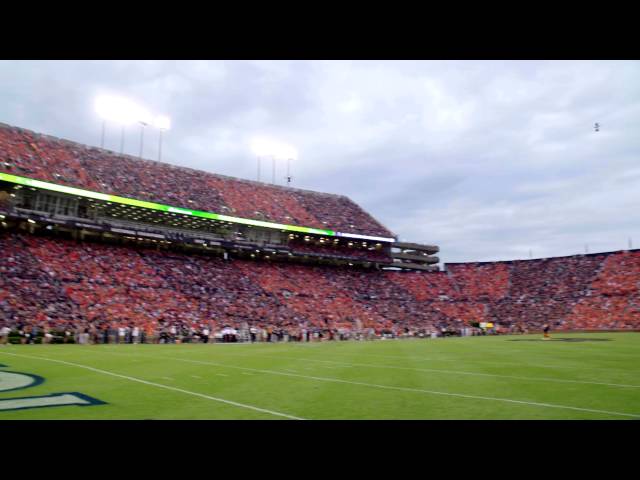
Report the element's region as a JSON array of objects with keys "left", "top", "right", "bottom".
[
  {"left": 0, "top": 123, "right": 392, "bottom": 237},
  {"left": 446, "top": 263, "right": 510, "bottom": 301},
  {"left": 564, "top": 251, "right": 640, "bottom": 330},
  {"left": 288, "top": 239, "right": 391, "bottom": 263},
  {"left": 1, "top": 122, "right": 639, "bottom": 339},
  {"left": 387, "top": 271, "right": 459, "bottom": 301},
  {"left": 487, "top": 255, "right": 609, "bottom": 330},
  {"left": 2, "top": 230, "right": 638, "bottom": 344}
]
